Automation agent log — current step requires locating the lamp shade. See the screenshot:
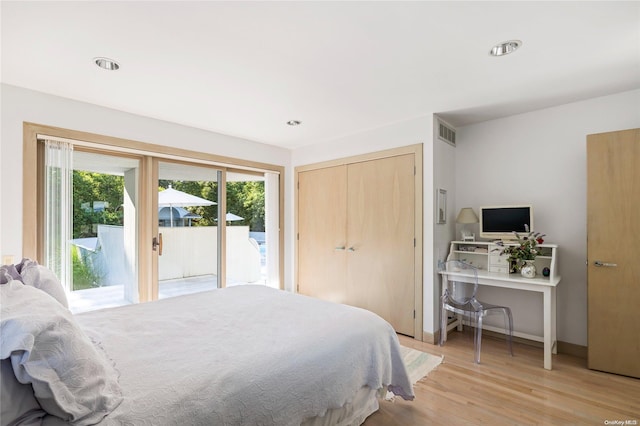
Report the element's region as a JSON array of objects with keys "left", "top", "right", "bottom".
[{"left": 456, "top": 207, "right": 479, "bottom": 224}]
